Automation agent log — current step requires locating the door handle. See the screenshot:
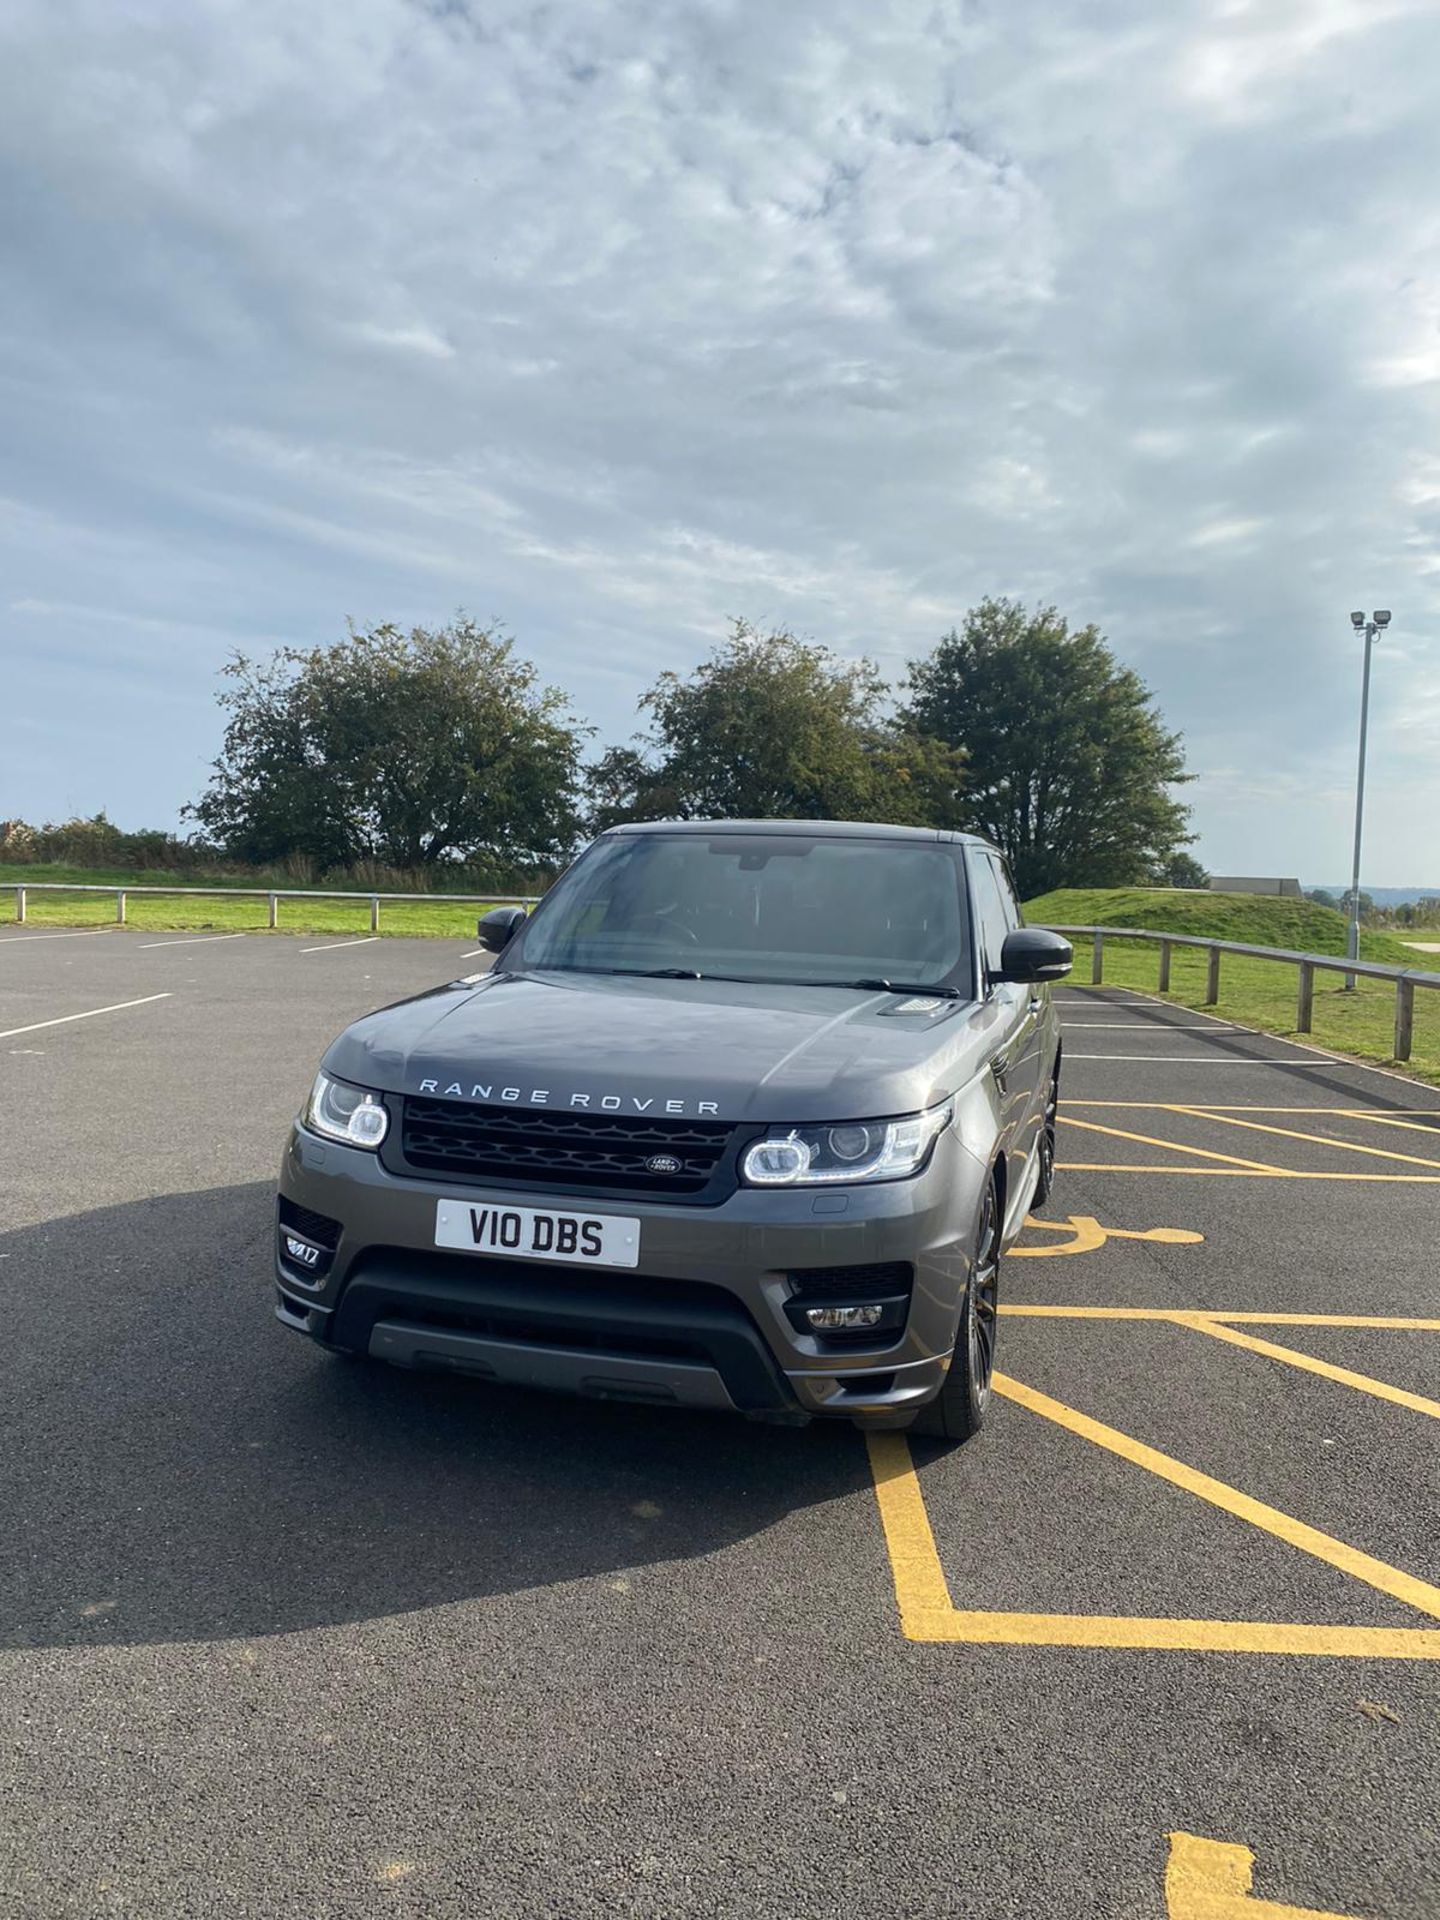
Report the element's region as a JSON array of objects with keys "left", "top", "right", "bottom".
[
  {"left": 990, "top": 1053, "right": 1010, "bottom": 1083},
  {"left": 1028, "top": 995, "right": 1043, "bottom": 1014}
]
